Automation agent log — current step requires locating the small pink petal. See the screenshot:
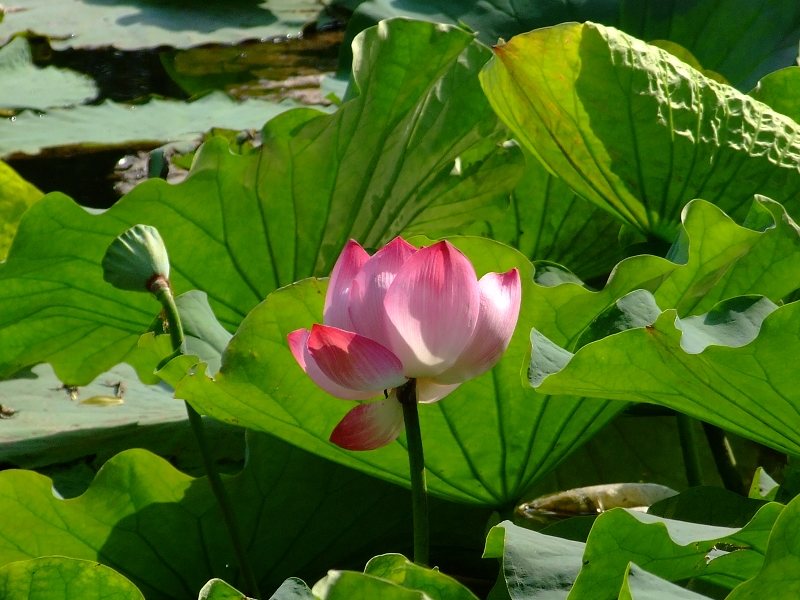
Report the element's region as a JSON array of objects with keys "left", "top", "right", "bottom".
[
  {"left": 288, "top": 328, "right": 376, "bottom": 400},
  {"left": 349, "top": 237, "right": 417, "bottom": 347},
  {"left": 324, "top": 240, "right": 369, "bottom": 330},
  {"left": 307, "top": 324, "right": 407, "bottom": 393},
  {"left": 435, "top": 269, "right": 521, "bottom": 383},
  {"left": 416, "top": 378, "right": 461, "bottom": 403},
  {"left": 384, "top": 241, "right": 481, "bottom": 377},
  {"left": 330, "top": 395, "right": 405, "bottom": 450}
]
